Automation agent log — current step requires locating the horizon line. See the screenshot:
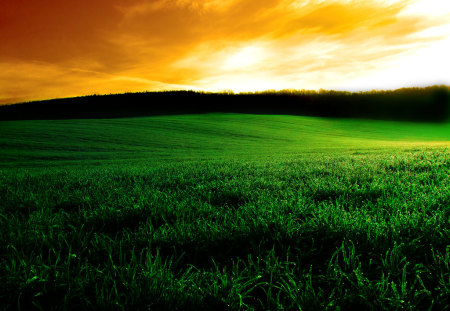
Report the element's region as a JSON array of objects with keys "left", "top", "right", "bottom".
[{"left": 2, "top": 84, "right": 449, "bottom": 107}]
